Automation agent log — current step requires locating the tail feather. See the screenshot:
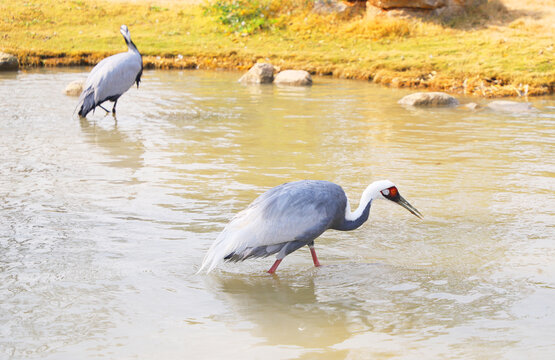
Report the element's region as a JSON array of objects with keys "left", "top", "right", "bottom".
[
  {"left": 76, "top": 87, "right": 96, "bottom": 117},
  {"left": 197, "top": 207, "right": 267, "bottom": 274},
  {"left": 197, "top": 235, "right": 231, "bottom": 274},
  {"left": 198, "top": 227, "right": 245, "bottom": 274}
]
